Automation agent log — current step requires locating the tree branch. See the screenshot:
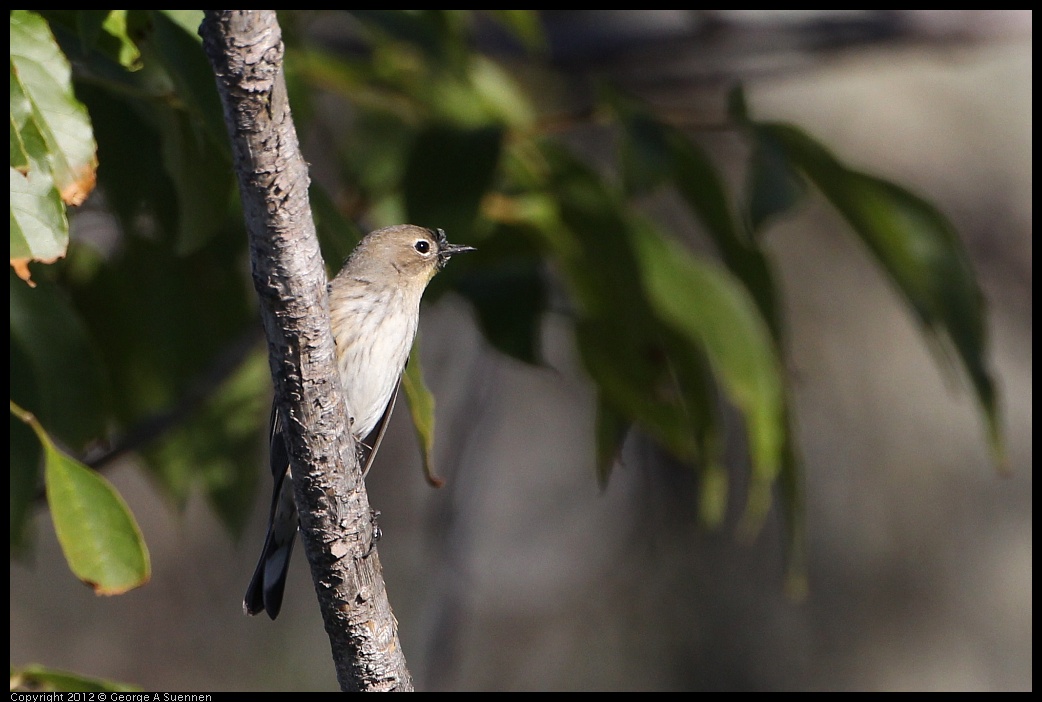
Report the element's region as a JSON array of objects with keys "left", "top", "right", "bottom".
[{"left": 199, "top": 10, "right": 412, "bottom": 692}]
